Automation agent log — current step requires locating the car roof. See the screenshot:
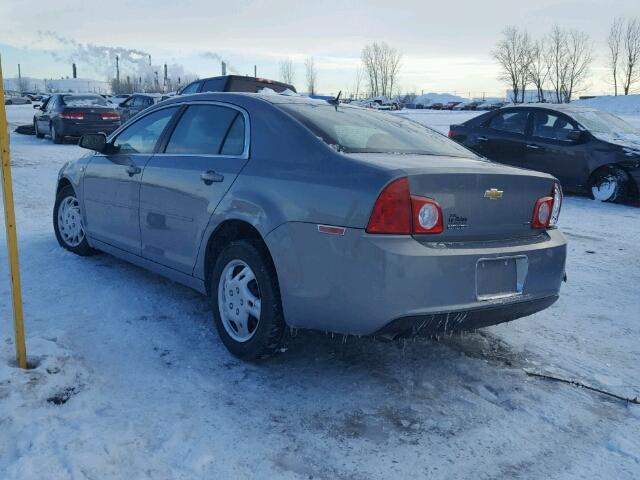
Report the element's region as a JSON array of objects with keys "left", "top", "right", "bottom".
[
  {"left": 503, "top": 103, "right": 601, "bottom": 114},
  {"left": 160, "top": 91, "right": 333, "bottom": 107}
]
